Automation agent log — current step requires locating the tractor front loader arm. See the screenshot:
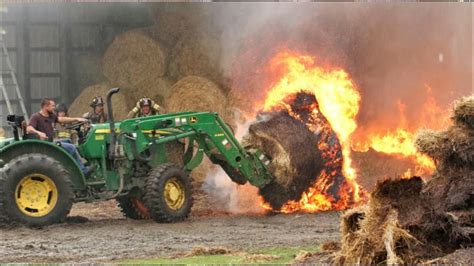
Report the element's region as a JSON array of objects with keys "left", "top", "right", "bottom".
[{"left": 118, "top": 112, "right": 274, "bottom": 188}]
